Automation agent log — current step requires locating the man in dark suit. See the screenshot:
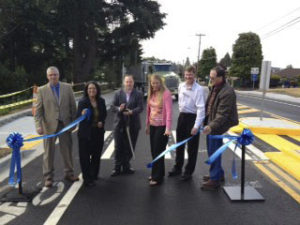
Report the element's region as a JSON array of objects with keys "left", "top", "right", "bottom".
[{"left": 111, "top": 75, "right": 143, "bottom": 176}]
